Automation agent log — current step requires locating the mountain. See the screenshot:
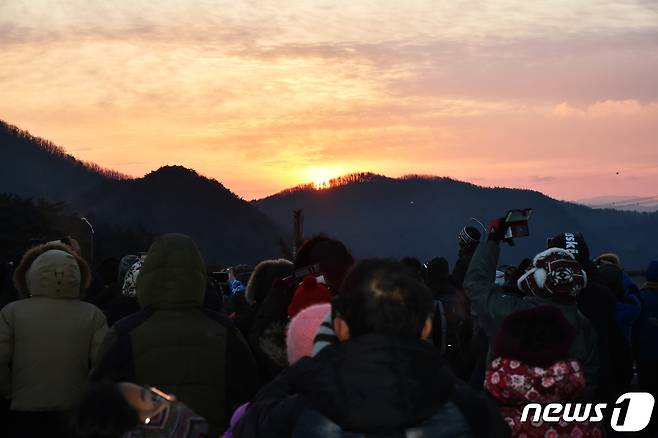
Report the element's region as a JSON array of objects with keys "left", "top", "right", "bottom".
[
  {"left": 0, "top": 120, "right": 125, "bottom": 201},
  {"left": 578, "top": 195, "right": 658, "bottom": 213},
  {"left": 1, "top": 120, "right": 281, "bottom": 265},
  {"left": 73, "top": 166, "right": 282, "bottom": 265},
  {"left": 255, "top": 173, "right": 658, "bottom": 270}
]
